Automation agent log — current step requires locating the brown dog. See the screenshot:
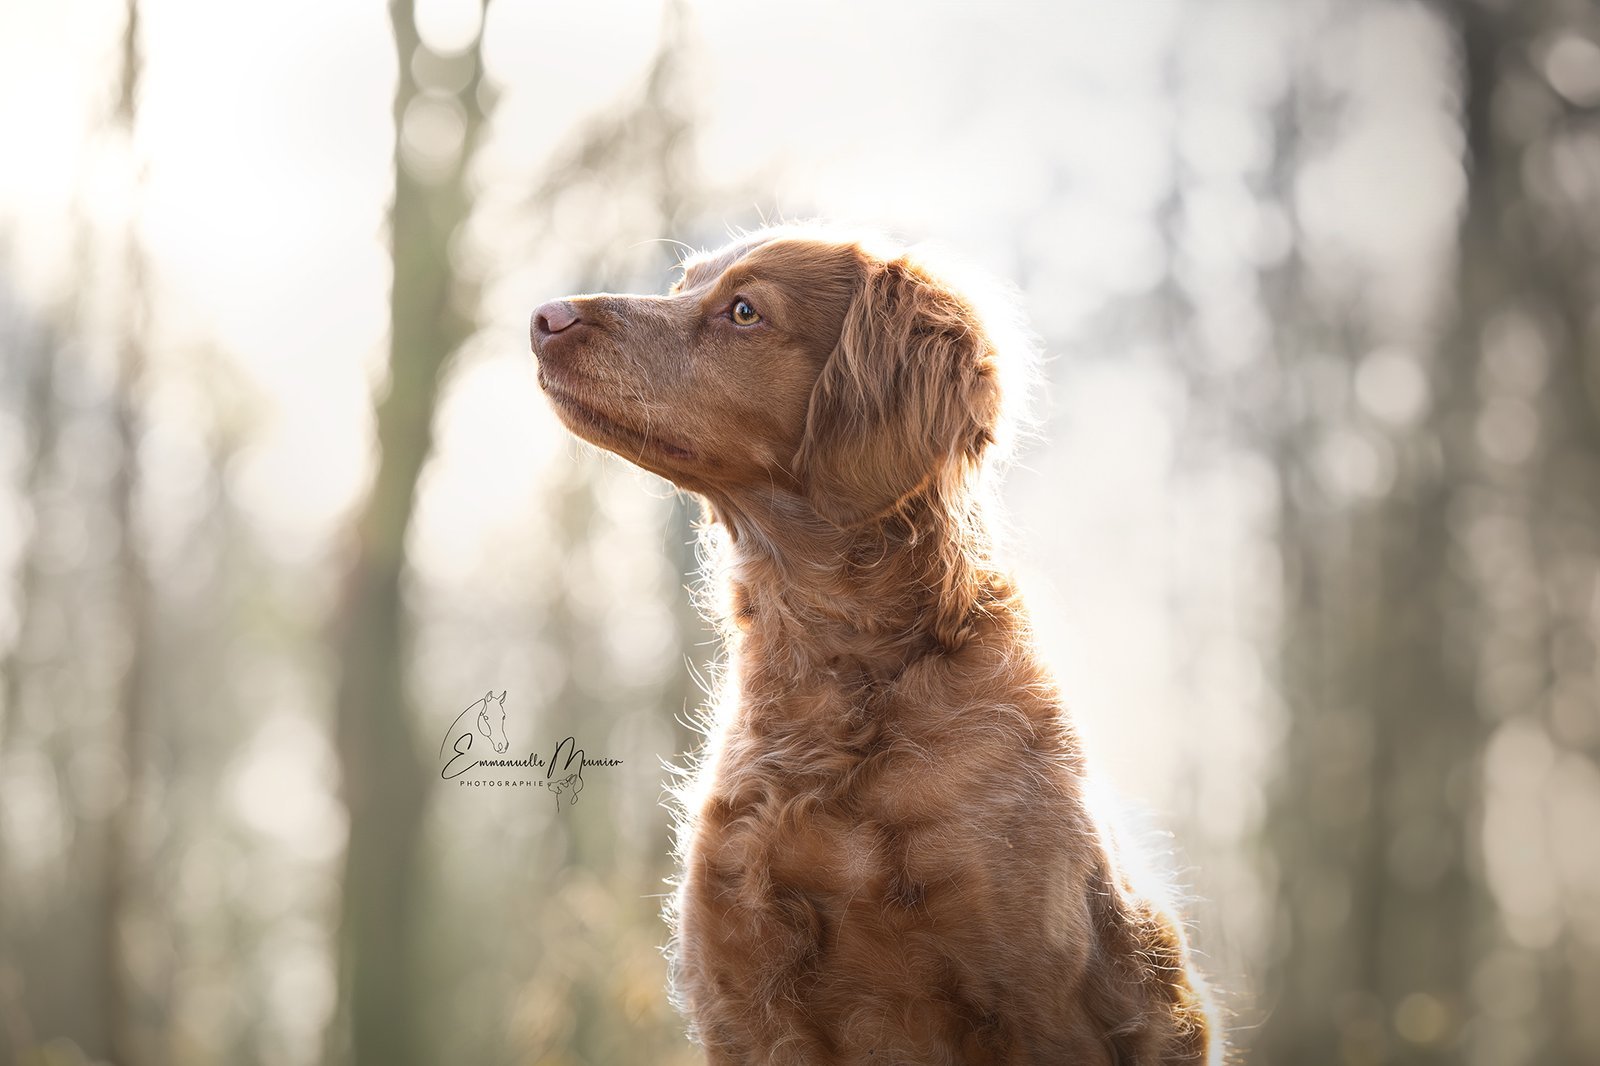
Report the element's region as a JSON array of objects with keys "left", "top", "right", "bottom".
[{"left": 531, "top": 227, "right": 1218, "bottom": 1064}]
